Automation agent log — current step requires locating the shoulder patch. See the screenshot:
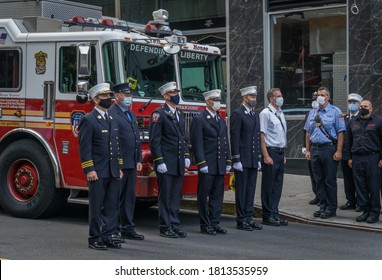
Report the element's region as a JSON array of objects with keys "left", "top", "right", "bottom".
[{"left": 152, "top": 112, "right": 160, "bottom": 122}]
